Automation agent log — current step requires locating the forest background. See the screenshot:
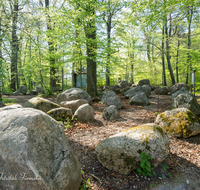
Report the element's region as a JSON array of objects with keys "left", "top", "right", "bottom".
[{"left": 0, "top": 0, "right": 200, "bottom": 96}]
